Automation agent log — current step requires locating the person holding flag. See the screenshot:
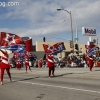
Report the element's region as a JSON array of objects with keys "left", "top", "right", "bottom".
[
  {"left": 47, "top": 54, "right": 55, "bottom": 78},
  {"left": 0, "top": 56, "right": 2, "bottom": 65},
  {"left": 0, "top": 49, "right": 12, "bottom": 85},
  {"left": 85, "top": 44, "right": 99, "bottom": 71},
  {"left": 16, "top": 59, "right": 21, "bottom": 70},
  {"left": 86, "top": 55, "right": 94, "bottom": 71},
  {"left": 24, "top": 57, "right": 32, "bottom": 73},
  {"left": 38, "top": 58, "right": 43, "bottom": 68}
]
